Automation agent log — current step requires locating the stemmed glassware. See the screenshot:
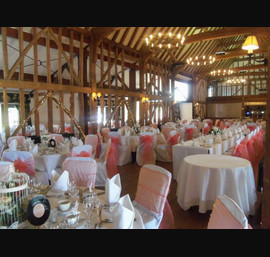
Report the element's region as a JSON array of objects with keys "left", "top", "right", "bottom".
[{"left": 82, "top": 193, "right": 101, "bottom": 229}]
